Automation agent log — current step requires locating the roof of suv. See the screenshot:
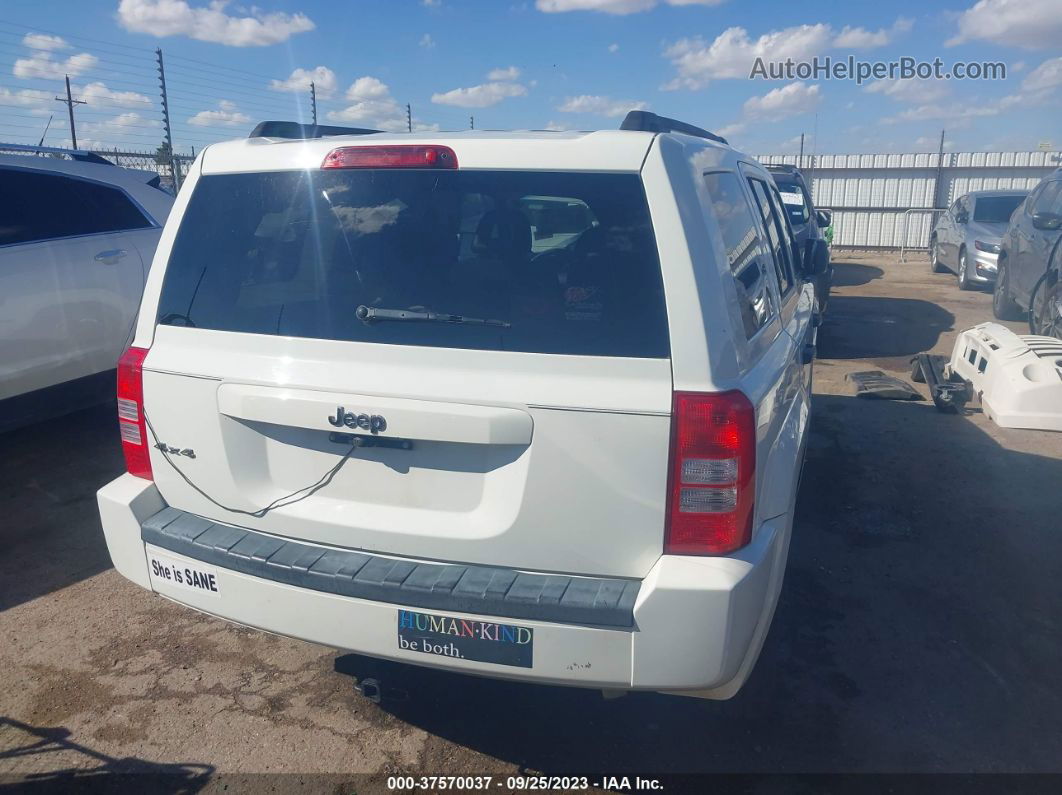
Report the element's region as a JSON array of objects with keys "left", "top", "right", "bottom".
[{"left": 199, "top": 129, "right": 732, "bottom": 176}]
